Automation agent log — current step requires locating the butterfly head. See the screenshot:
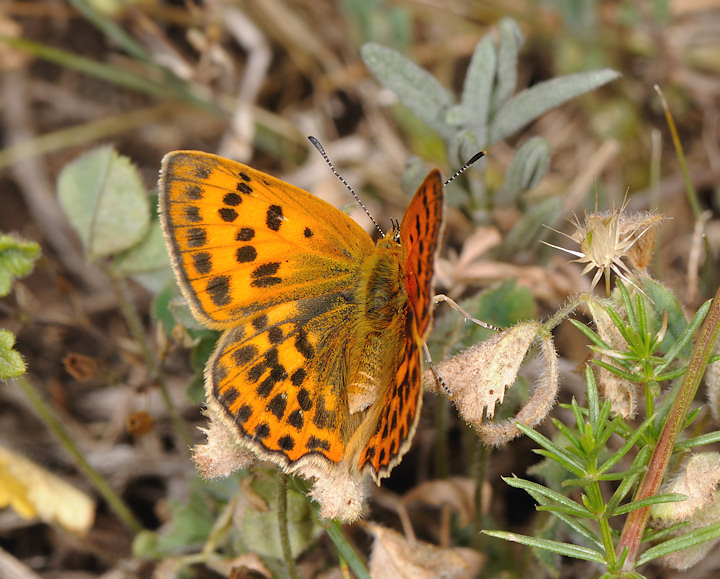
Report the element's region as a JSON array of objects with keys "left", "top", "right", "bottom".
[{"left": 390, "top": 217, "right": 401, "bottom": 243}]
